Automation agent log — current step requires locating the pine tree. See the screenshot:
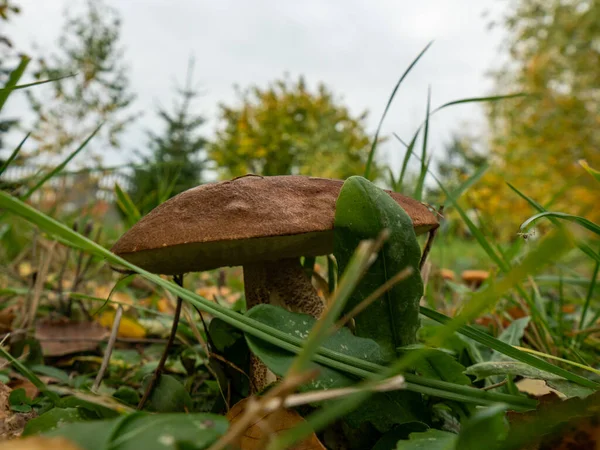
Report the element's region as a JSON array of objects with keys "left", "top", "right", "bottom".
[{"left": 128, "top": 59, "right": 207, "bottom": 215}]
